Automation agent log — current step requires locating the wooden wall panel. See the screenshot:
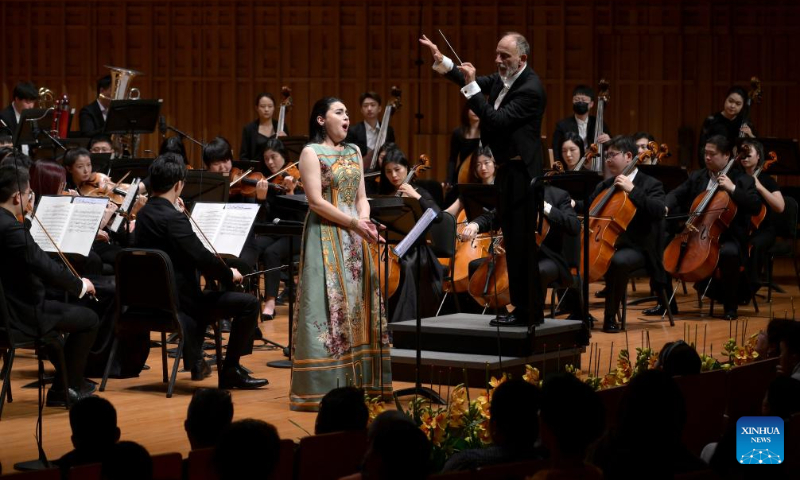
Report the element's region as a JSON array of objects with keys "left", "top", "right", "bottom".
[{"left": 2, "top": 0, "right": 799, "bottom": 178}]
